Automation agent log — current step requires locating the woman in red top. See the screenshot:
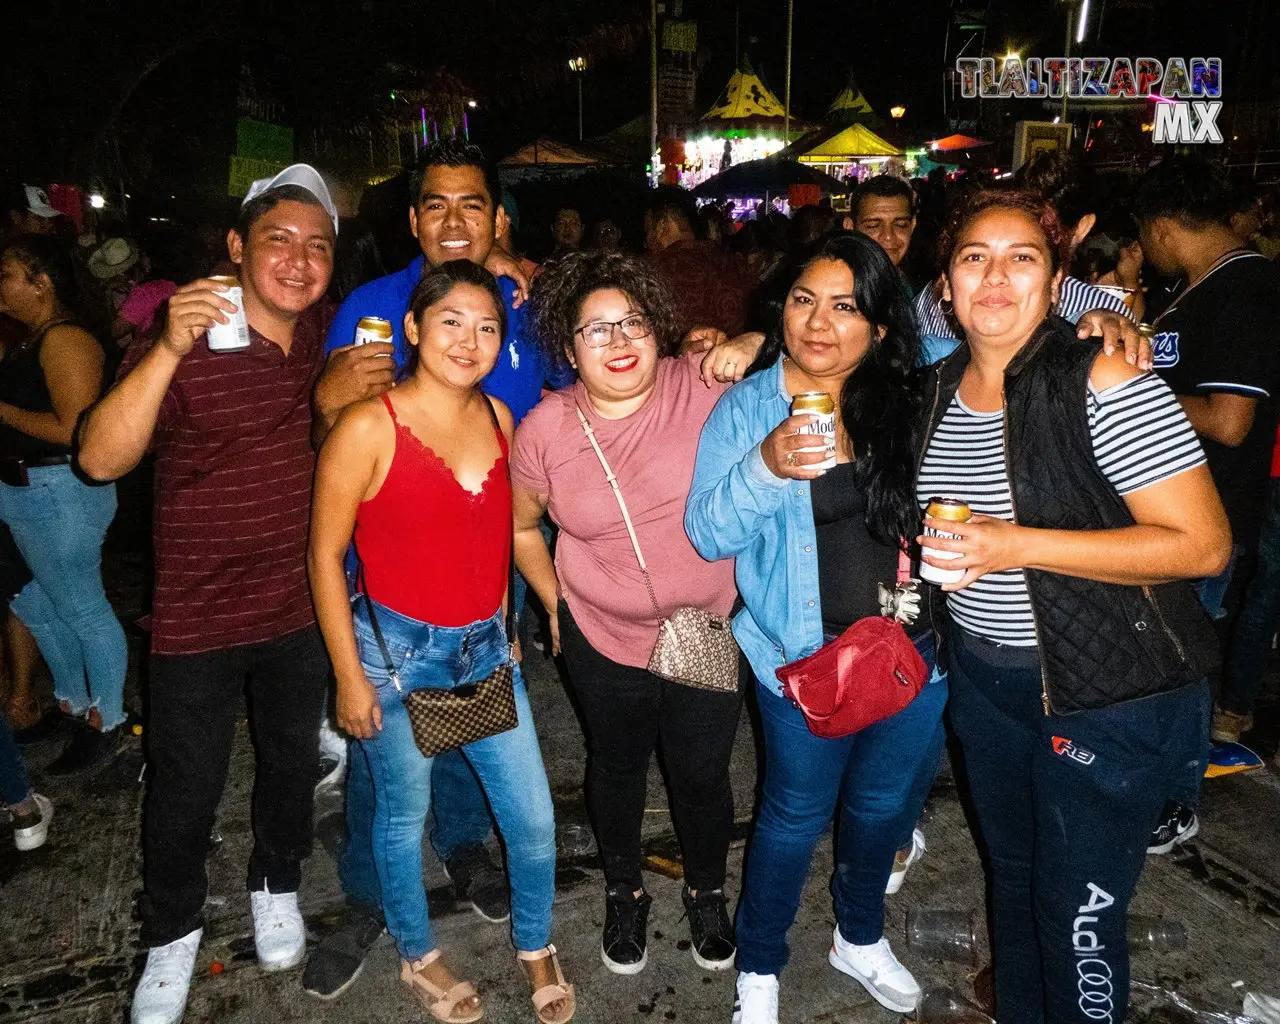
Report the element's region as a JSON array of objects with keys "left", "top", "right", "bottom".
[{"left": 309, "top": 261, "right": 573, "bottom": 1024}]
